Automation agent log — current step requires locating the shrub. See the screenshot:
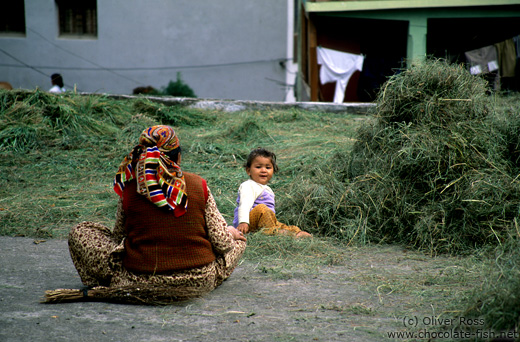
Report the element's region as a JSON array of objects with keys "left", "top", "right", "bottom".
[{"left": 162, "top": 72, "right": 197, "bottom": 98}]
